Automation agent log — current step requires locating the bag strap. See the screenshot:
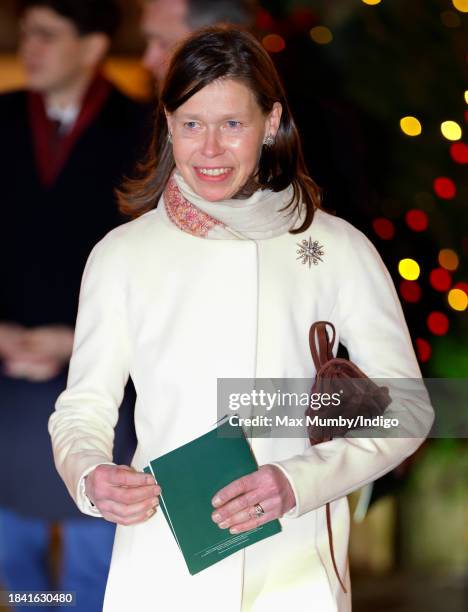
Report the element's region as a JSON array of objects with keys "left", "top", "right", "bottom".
[
  {"left": 309, "top": 321, "right": 336, "bottom": 370},
  {"left": 309, "top": 320, "right": 348, "bottom": 594},
  {"left": 326, "top": 502, "right": 348, "bottom": 593}
]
